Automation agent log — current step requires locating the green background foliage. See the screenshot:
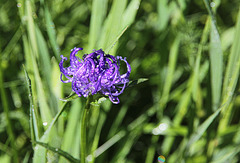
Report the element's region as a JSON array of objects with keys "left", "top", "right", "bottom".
[{"left": 0, "top": 0, "right": 240, "bottom": 162}]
